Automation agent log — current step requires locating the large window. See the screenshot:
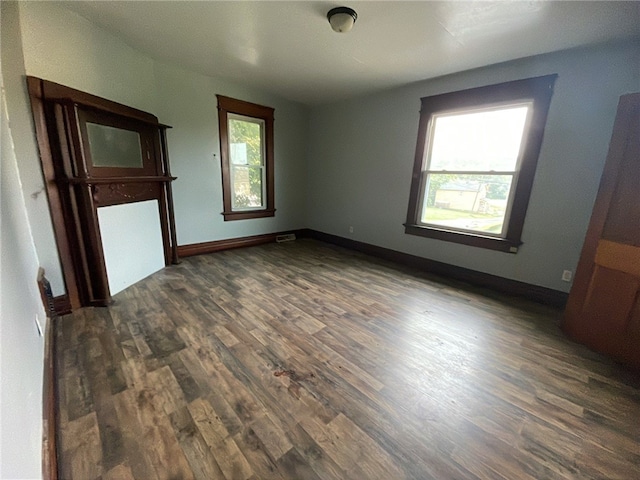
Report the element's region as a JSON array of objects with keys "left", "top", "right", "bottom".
[
  {"left": 217, "top": 95, "right": 275, "bottom": 221},
  {"left": 405, "top": 75, "right": 556, "bottom": 252}
]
